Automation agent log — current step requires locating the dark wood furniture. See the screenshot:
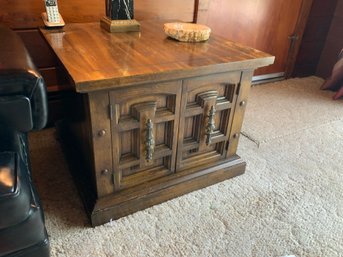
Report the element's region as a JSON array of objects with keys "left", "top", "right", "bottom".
[{"left": 40, "top": 21, "right": 274, "bottom": 226}]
